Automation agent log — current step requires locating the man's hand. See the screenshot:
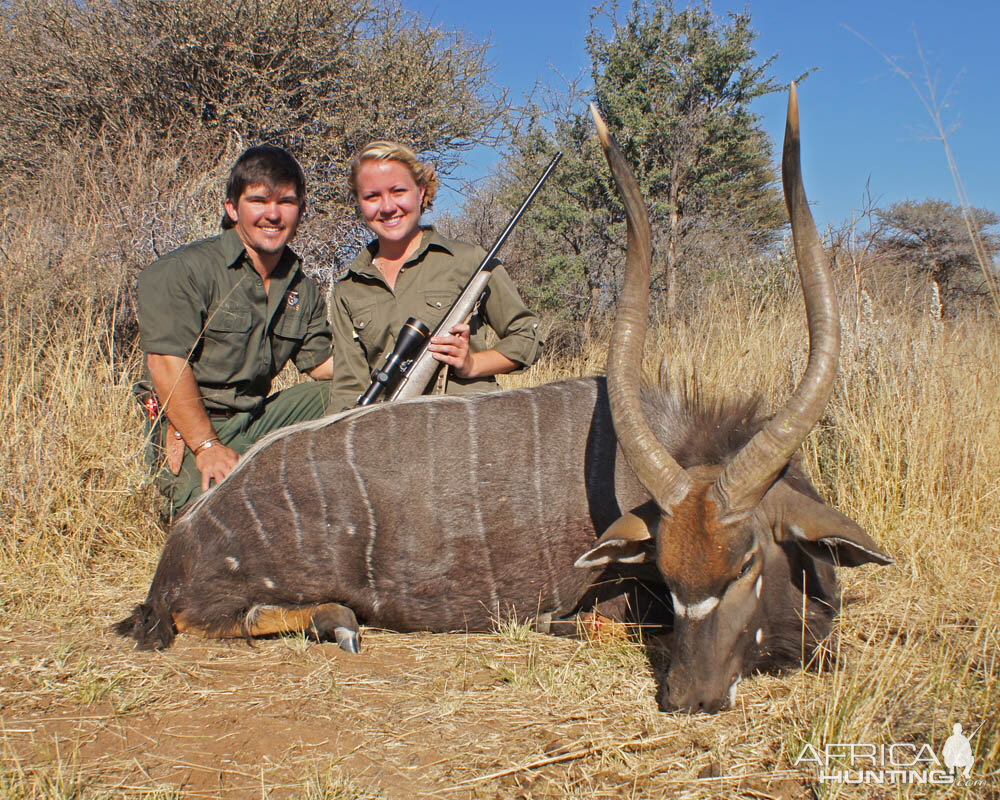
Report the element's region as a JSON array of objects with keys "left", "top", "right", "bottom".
[
  {"left": 194, "top": 441, "right": 241, "bottom": 491},
  {"left": 147, "top": 353, "right": 241, "bottom": 490}
]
